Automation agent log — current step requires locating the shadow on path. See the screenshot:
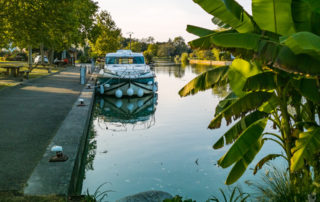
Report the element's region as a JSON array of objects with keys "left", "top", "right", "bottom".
[{"left": 0, "top": 67, "right": 83, "bottom": 192}]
